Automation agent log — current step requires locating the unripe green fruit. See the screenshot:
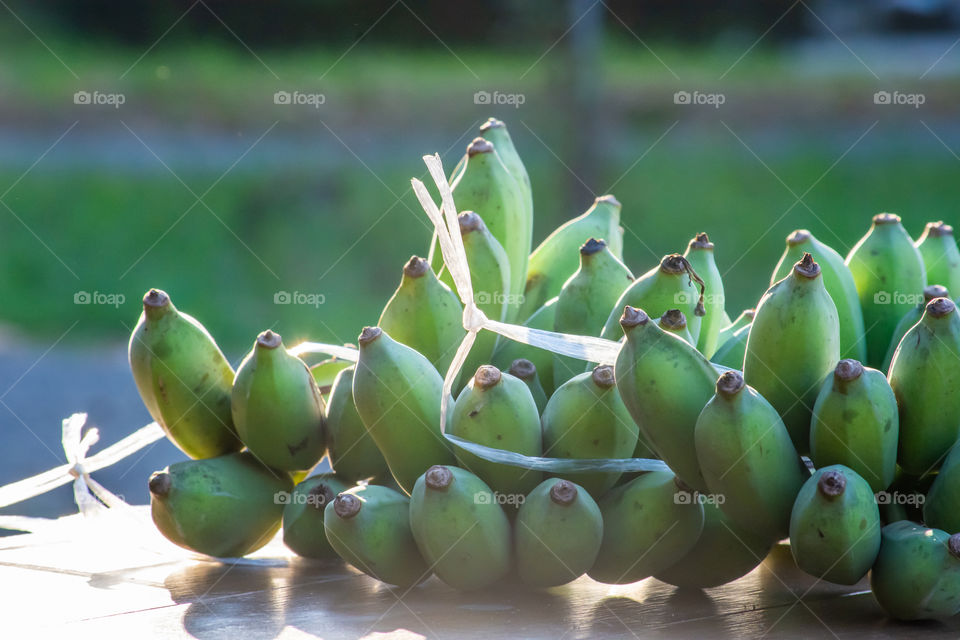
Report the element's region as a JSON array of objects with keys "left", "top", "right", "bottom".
[
  {"left": 232, "top": 330, "right": 326, "bottom": 471},
  {"left": 149, "top": 452, "right": 291, "bottom": 558},
  {"left": 915, "top": 221, "right": 960, "bottom": 294},
  {"left": 282, "top": 474, "right": 351, "bottom": 559},
  {"left": 324, "top": 366, "right": 390, "bottom": 484},
  {"left": 684, "top": 233, "right": 726, "bottom": 357},
  {"left": 129, "top": 289, "right": 241, "bottom": 459}
]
